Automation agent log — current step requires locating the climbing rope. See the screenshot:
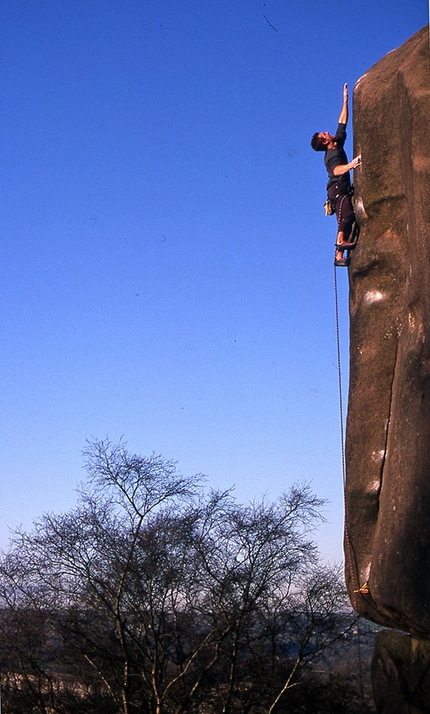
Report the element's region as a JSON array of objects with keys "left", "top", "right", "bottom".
[{"left": 333, "top": 264, "right": 365, "bottom": 700}]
